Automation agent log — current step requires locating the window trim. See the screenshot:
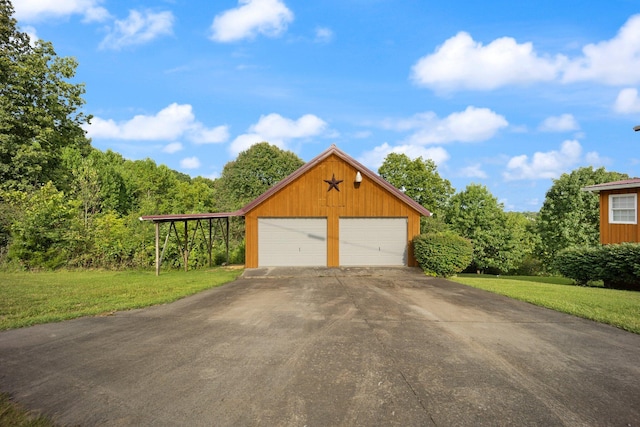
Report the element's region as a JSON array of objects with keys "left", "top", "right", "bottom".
[{"left": 609, "top": 193, "right": 637, "bottom": 224}]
